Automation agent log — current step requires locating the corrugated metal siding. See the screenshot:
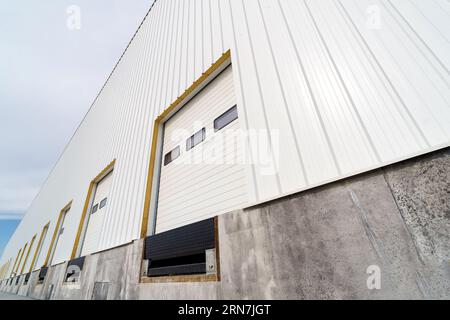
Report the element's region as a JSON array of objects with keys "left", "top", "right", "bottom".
[
  {"left": 1, "top": 0, "right": 449, "bottom": 269},
  {"left": 228, "top": 0, "right": 449, "bottom": 202}
]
